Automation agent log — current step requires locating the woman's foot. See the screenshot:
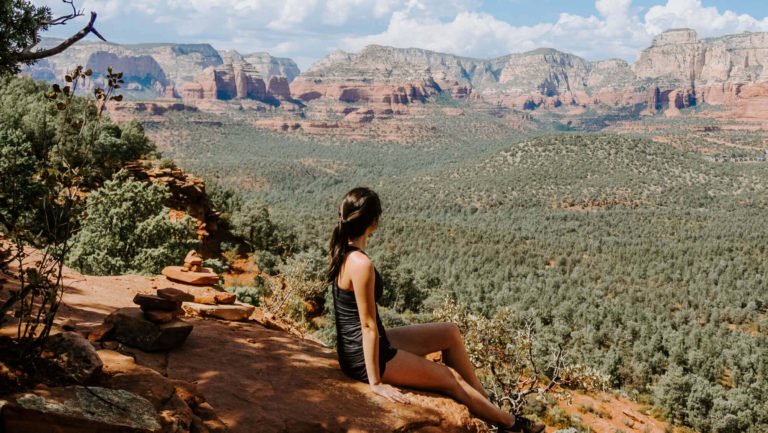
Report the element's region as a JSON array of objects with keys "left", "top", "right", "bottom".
[{"left": 499, "top": 415, "right": 545, "bottom": 433}]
